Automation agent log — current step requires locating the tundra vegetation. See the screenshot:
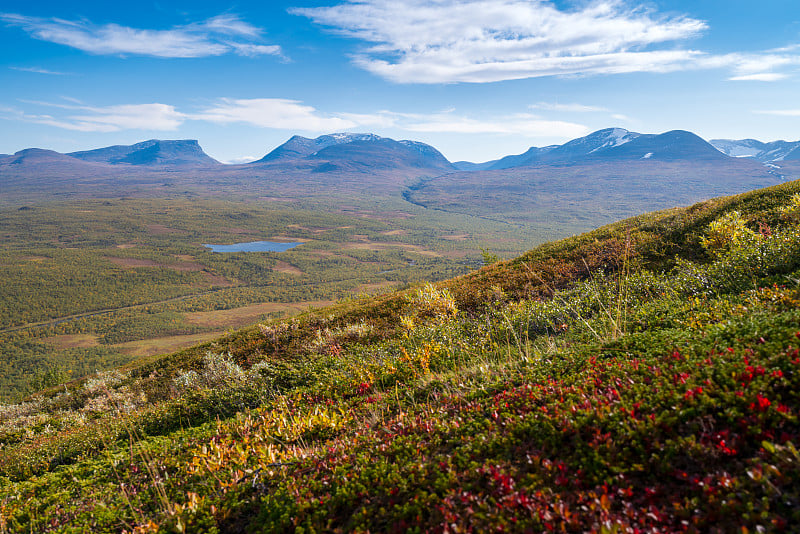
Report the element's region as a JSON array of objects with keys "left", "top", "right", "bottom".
[
  {"left": 1, "top": 183, "right": 800, "bottom": 532},
  {"left": 0, "top": 197, "right": 527, "bottom": 401}
]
